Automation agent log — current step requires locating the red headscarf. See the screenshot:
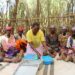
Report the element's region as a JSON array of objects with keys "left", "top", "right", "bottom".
[
  {"left": 6, "top": 26, "right": 12, "bottom": 31},
  {"left": 17, "top": 26, "right": 25, "bottom": 32}
]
